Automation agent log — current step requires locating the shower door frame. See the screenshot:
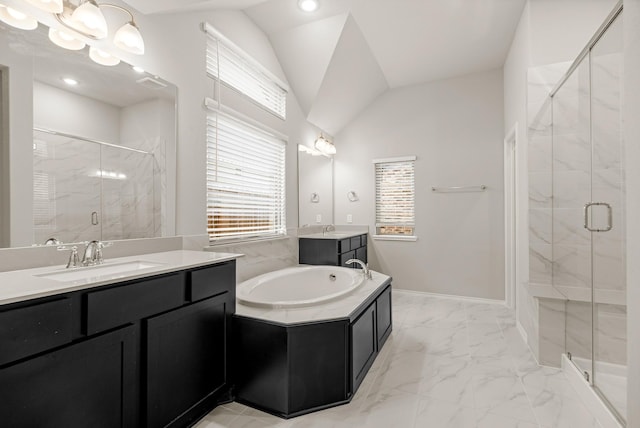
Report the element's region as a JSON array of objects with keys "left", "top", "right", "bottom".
[{"left": 549, "top": 2, "right": 626, "bottom": 425}]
